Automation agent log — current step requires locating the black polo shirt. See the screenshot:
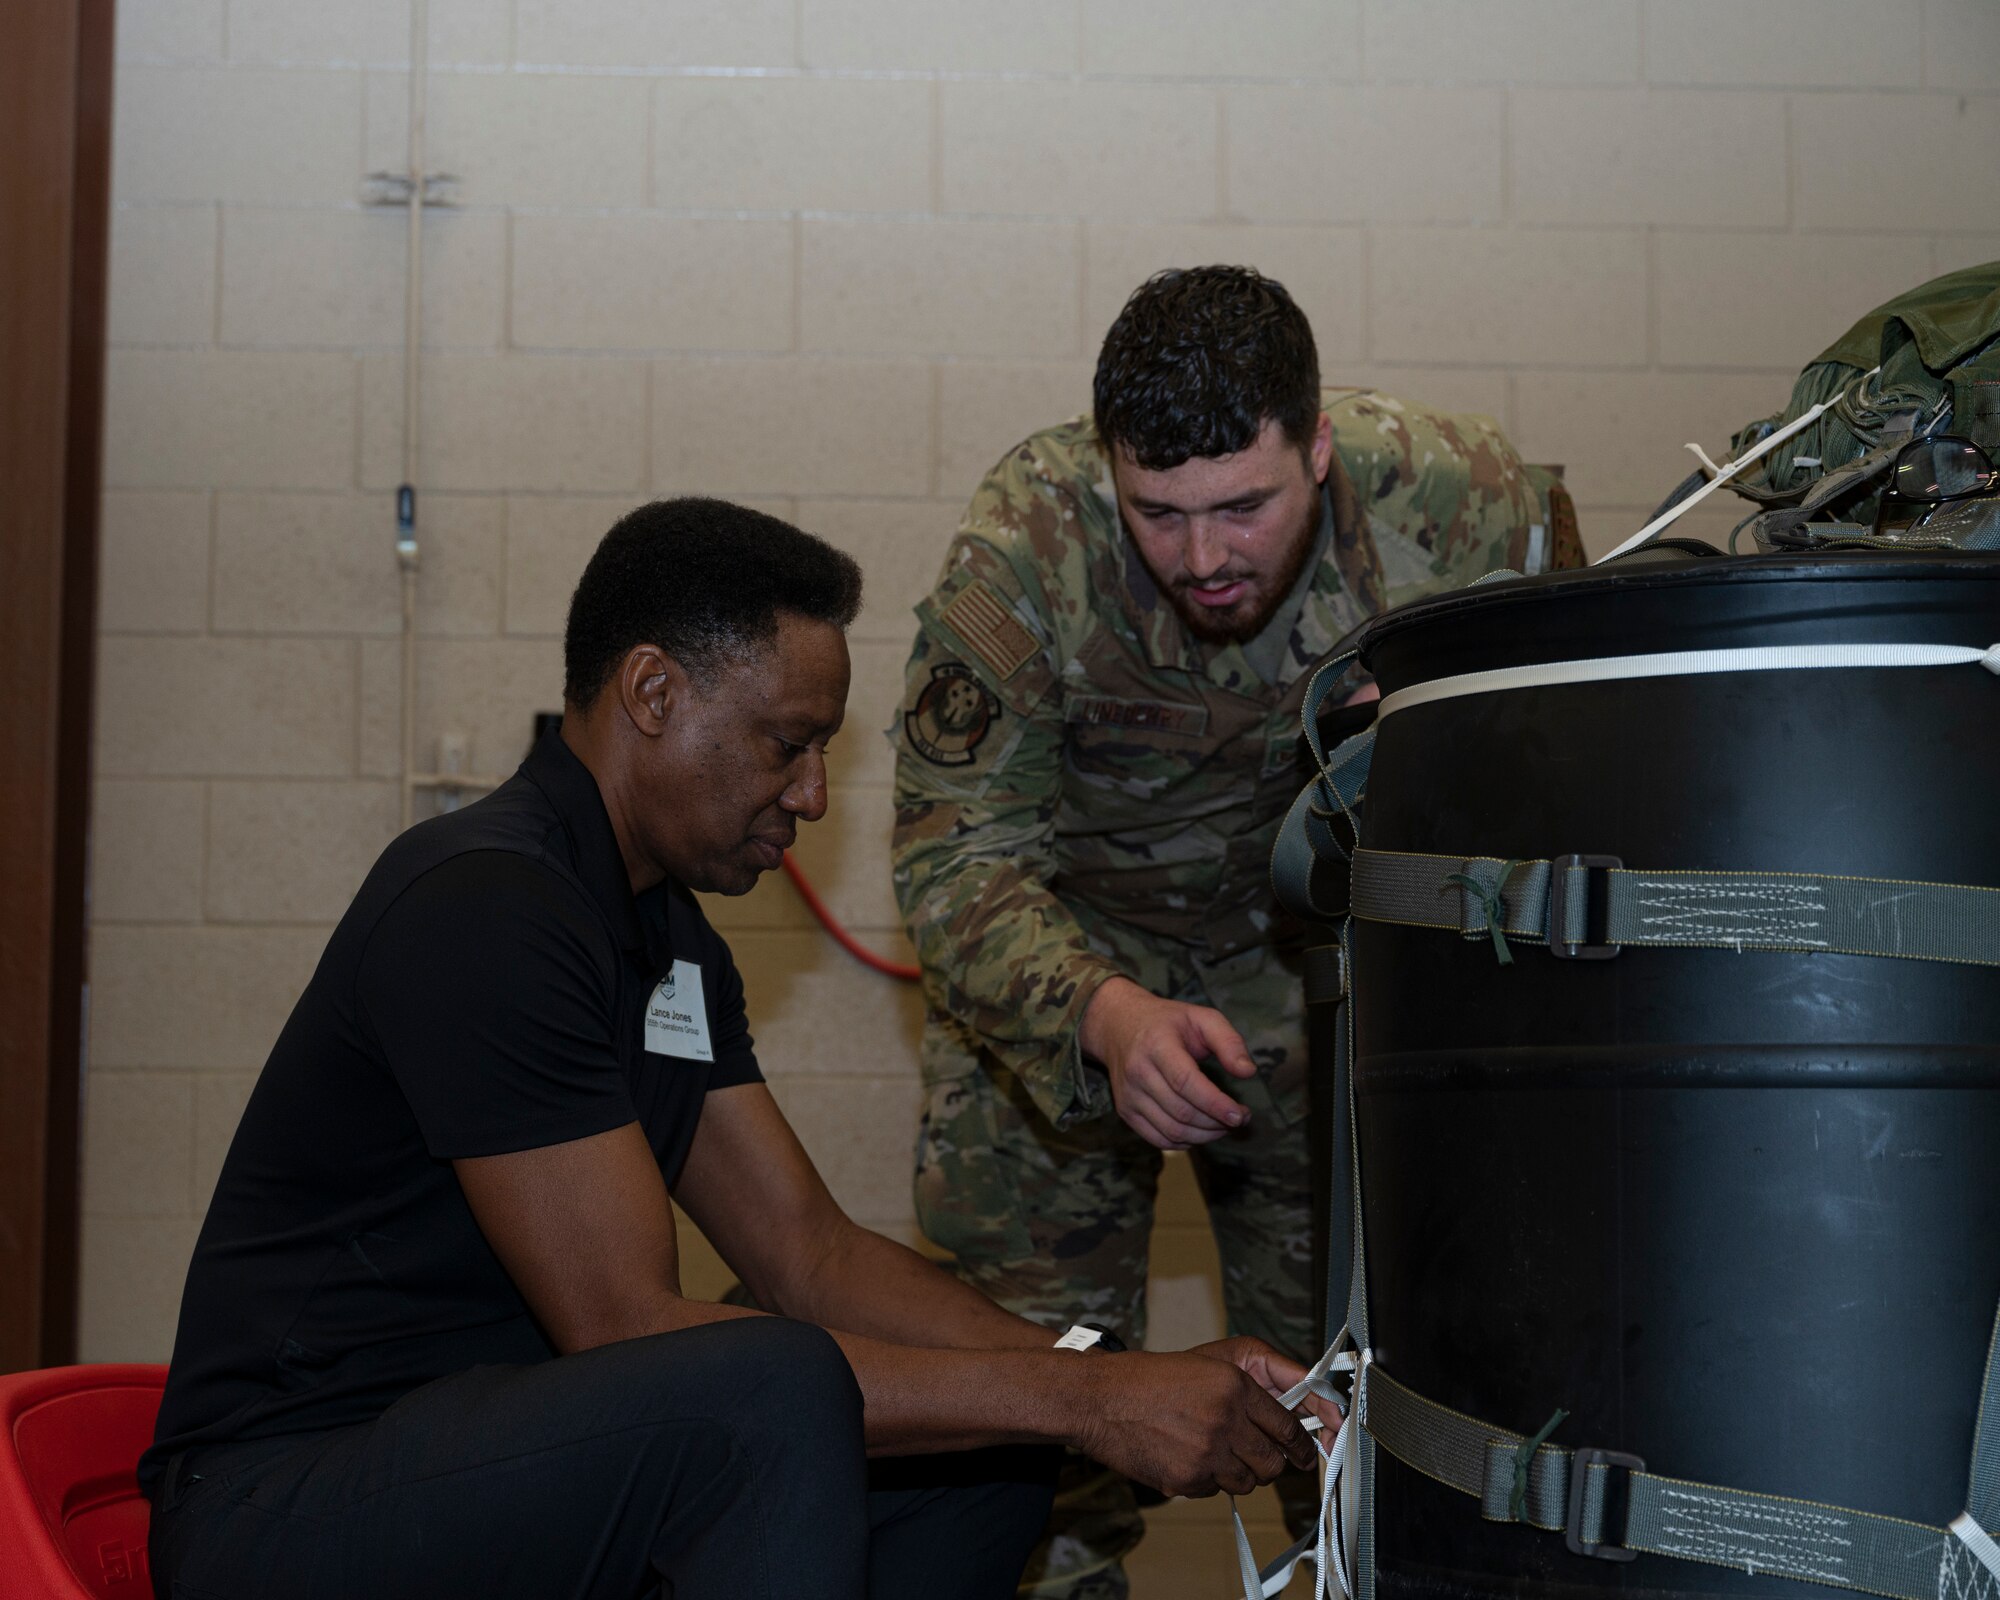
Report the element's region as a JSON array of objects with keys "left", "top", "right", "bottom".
[{"left": 140, "top": 732, "right": 762, "bottom": 1494}]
